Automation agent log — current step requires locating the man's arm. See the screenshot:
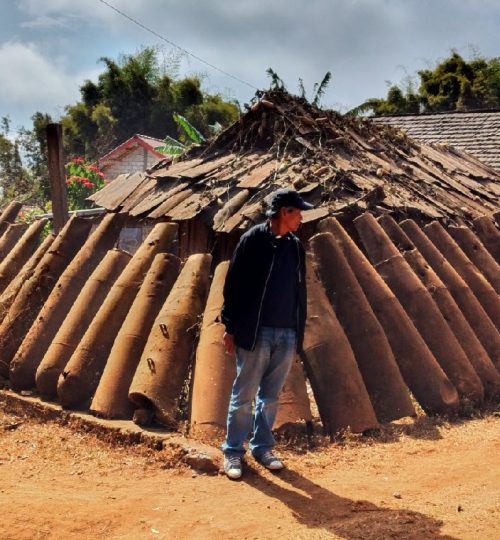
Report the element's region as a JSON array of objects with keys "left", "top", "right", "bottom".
[{"left": 221, "top": 234, "right": 248, "bottom": 339}]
